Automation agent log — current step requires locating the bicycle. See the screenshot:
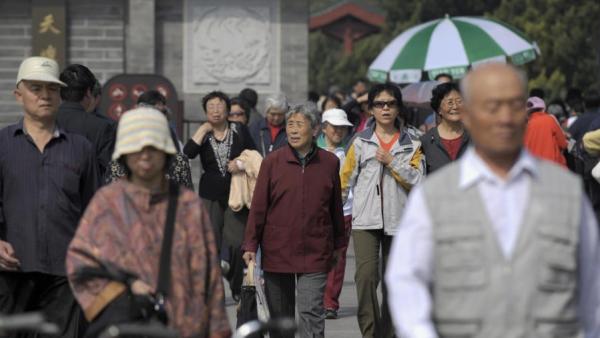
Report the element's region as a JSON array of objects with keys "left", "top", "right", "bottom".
[
  {"left": 0, "top": 312, "right": 59, "bottom": 337},
  {"left": 233, "top": 318, "right": 296, "bottom": 338}
]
